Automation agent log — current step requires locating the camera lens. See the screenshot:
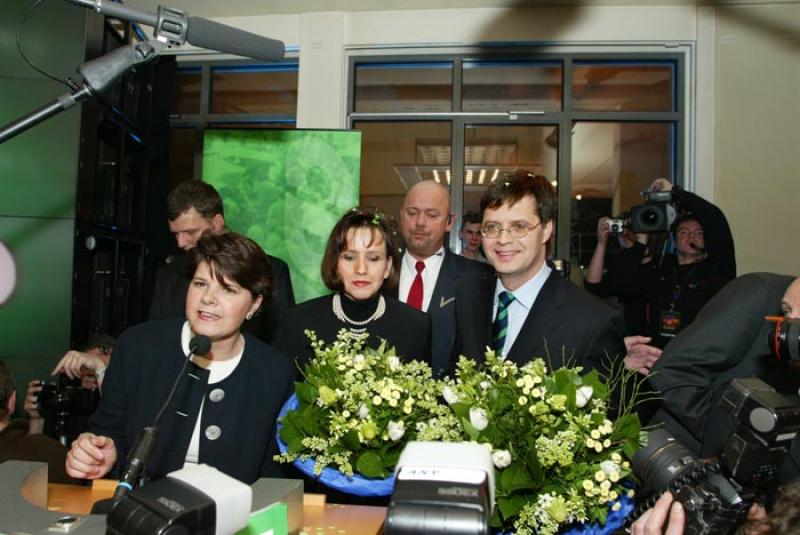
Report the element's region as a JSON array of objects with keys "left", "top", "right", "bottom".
[
  {"left": 633, "top": 429, "right": 699, "bottom": 495},
  {"left": 768, "top": 318, "right": 800, "bottom": 364}
]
